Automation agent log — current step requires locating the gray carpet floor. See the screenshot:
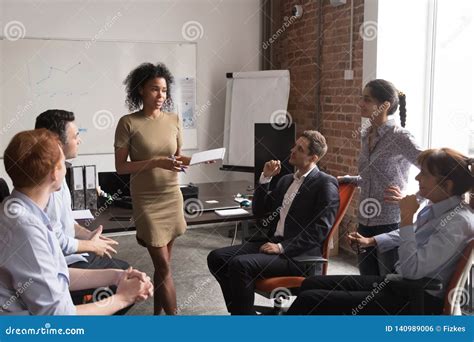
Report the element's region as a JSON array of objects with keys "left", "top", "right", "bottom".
[{"left": 109, "top": 225, "right": 359, "bottom": 315}]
